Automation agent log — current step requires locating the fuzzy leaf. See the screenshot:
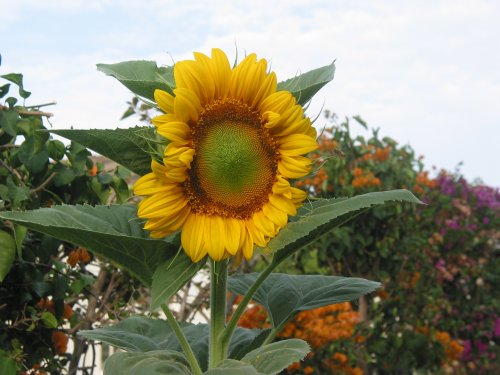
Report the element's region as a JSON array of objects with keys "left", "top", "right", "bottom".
[
  {"left": 80, "top": 317, "right": 261, "bottom": 372},
  {"left": 0, "top": 205, "right": 177, "bottom": 285},
  {"left": 104, "top": 350, "right": 192, "bottom": 375},
  {"left": 151, "top": 252, "right": 207, "bottom": 310},
  {"left": 241, "top": 339, "right": 310, "bottom": 374},
  {"left": 204, "top": 360, "right": 260, "bottom": 375},
  {"left": 0, "top": 231, "right": 16, "bottom": 282},
  {"left": 229, "top": 274, "right": 380, "bottom": 329},
  {"left": 277, "top": 61, "right": 335, "bottom": 105},
  {"left": 50, "top": 127, "right": 158, "bottom": 176},
  {"left": 270, "top": 190, "right": 422, "bottom": 263},
  {"left": 97, "top": 60, "right": 174, "bottom": 101}
]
